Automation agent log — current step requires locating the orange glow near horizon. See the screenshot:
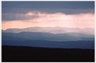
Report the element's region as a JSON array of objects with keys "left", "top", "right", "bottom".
[{"left": 2, "top": 12, "right": 95, "bottom": 30}]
